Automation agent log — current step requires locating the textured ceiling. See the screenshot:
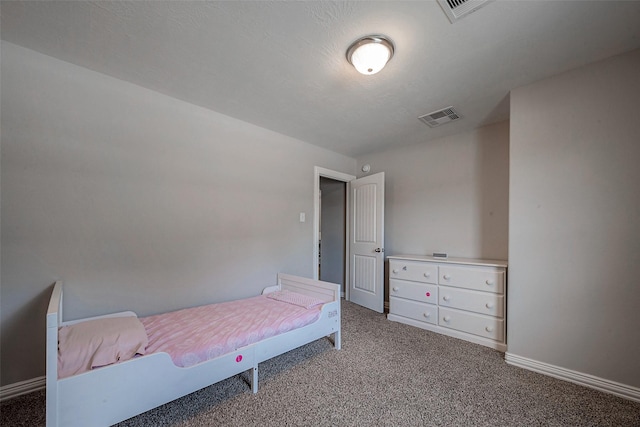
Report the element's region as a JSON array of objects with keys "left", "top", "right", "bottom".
[{"left": 2, "top": 1, "right": 640, "bottom": 157}]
